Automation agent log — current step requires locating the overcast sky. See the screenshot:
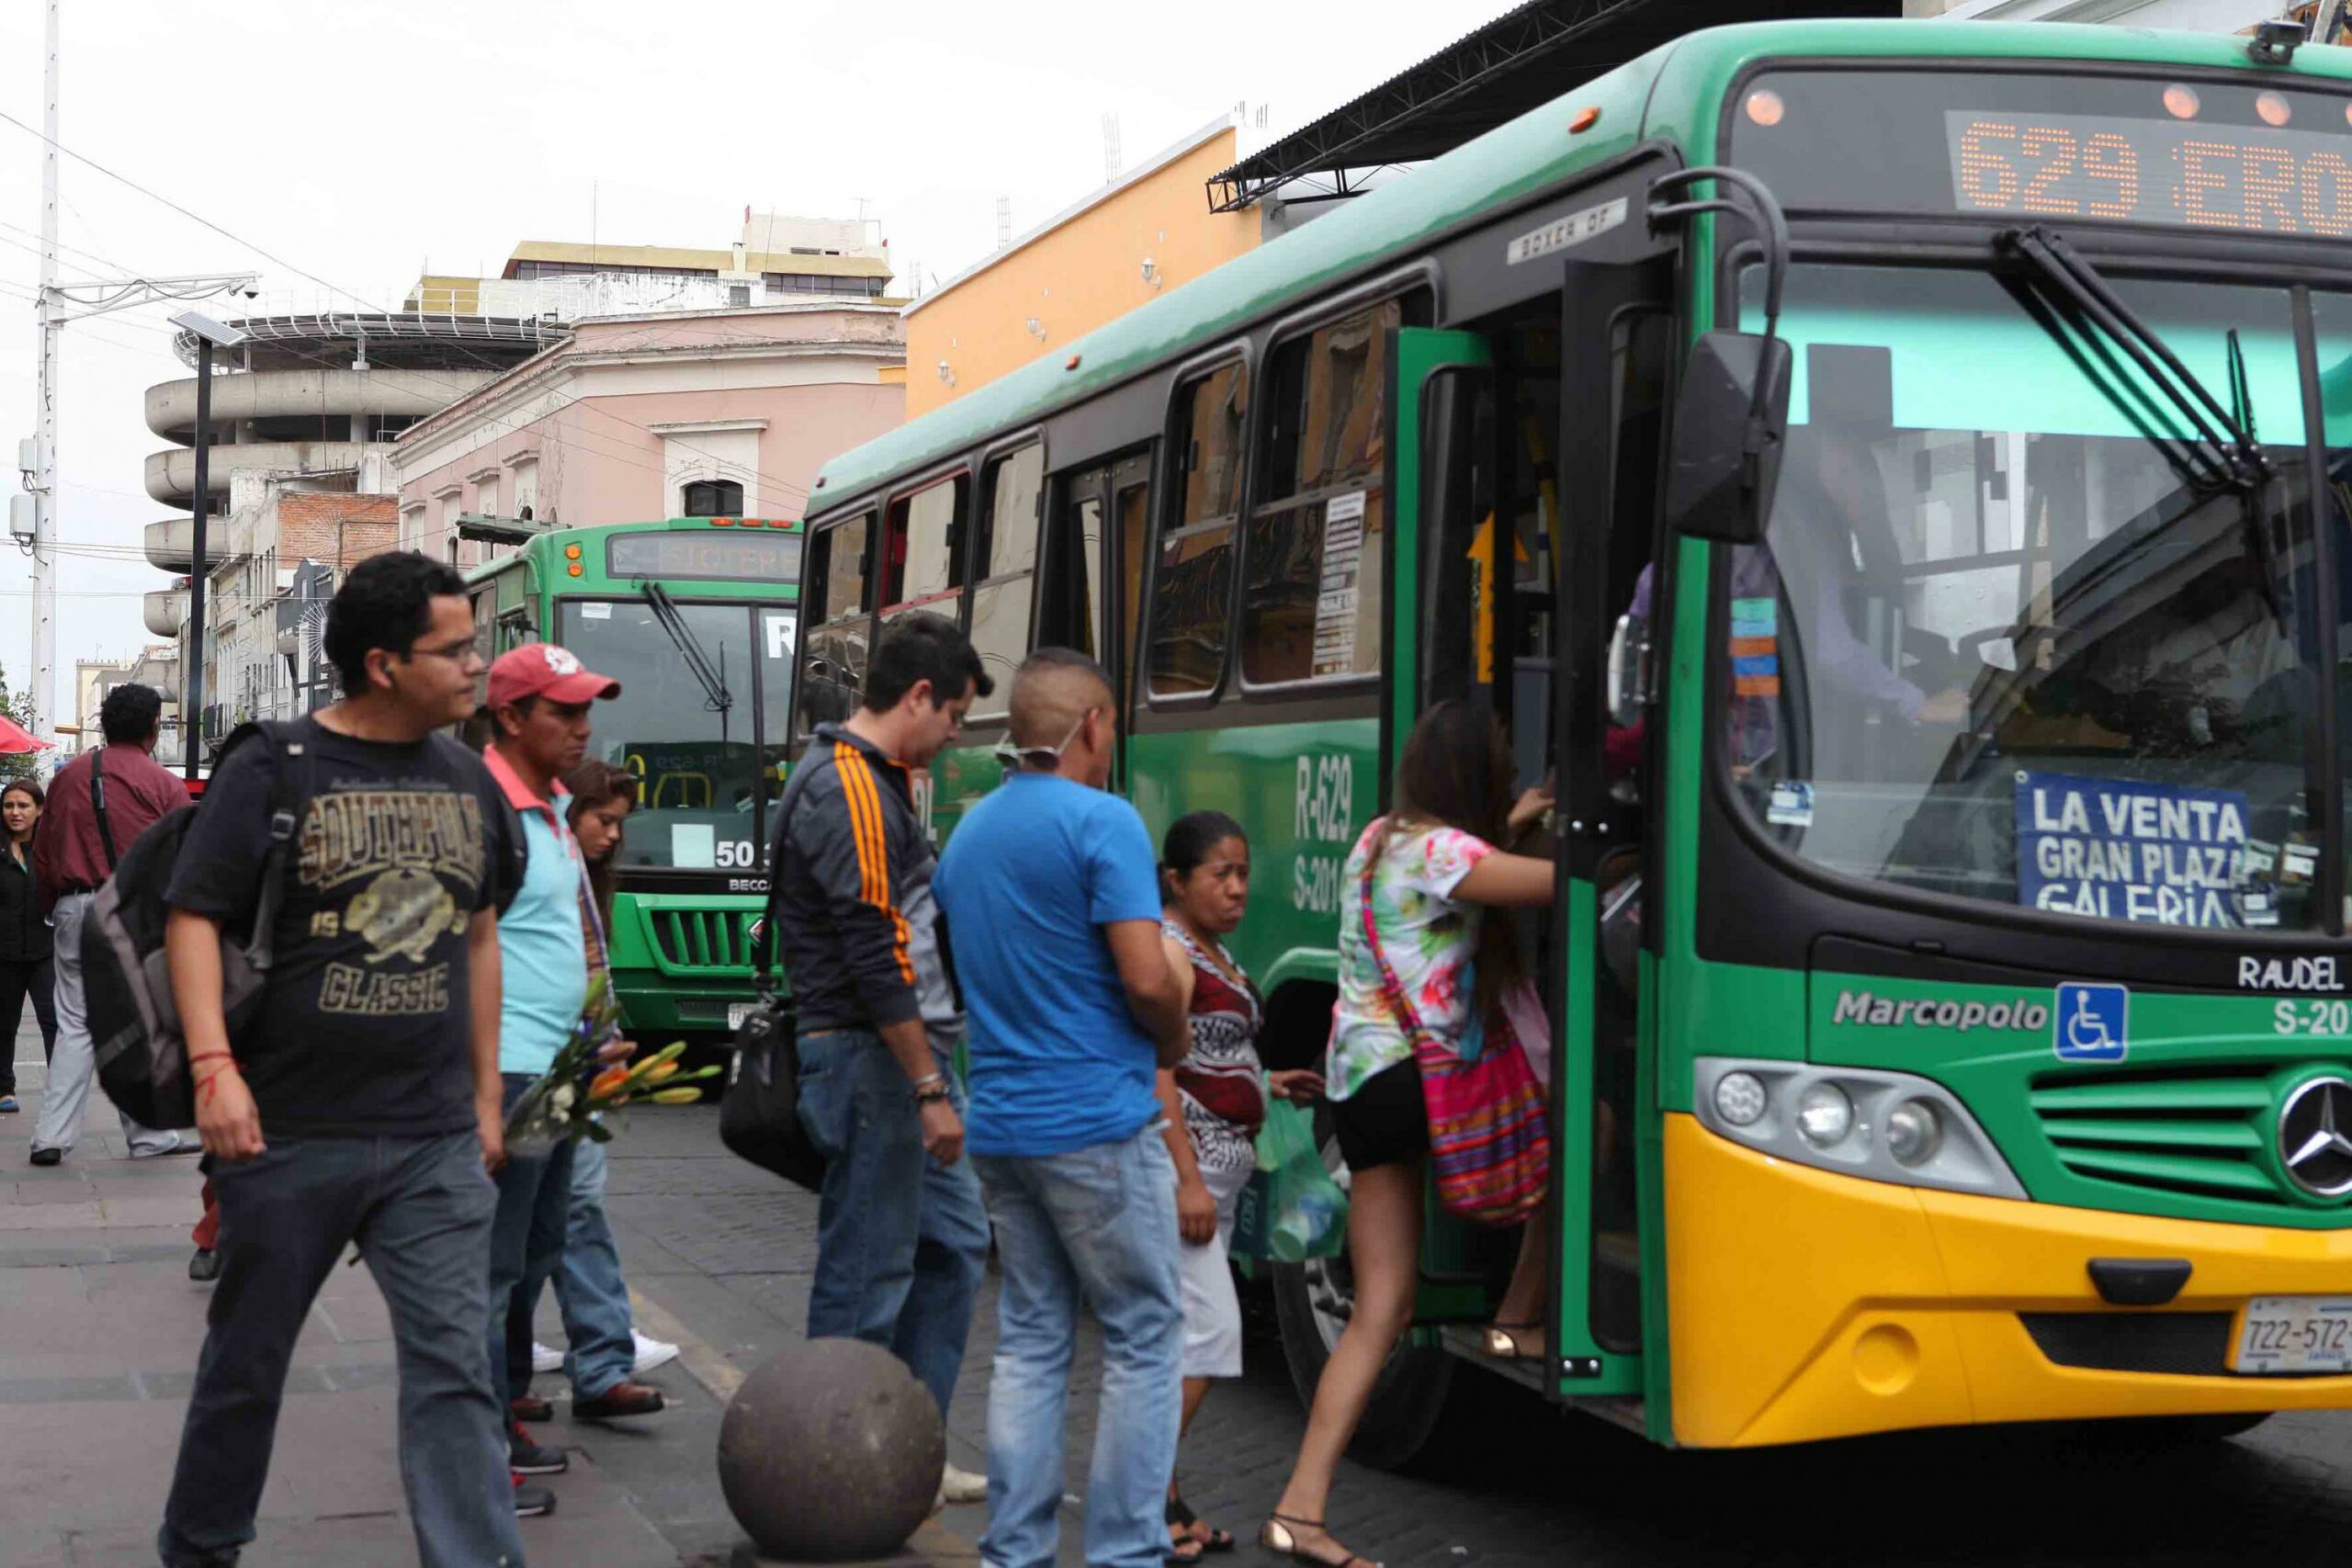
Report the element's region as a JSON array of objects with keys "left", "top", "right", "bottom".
[{"left": 0, "top": 0, "right": 1486, "bottom": 721}]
